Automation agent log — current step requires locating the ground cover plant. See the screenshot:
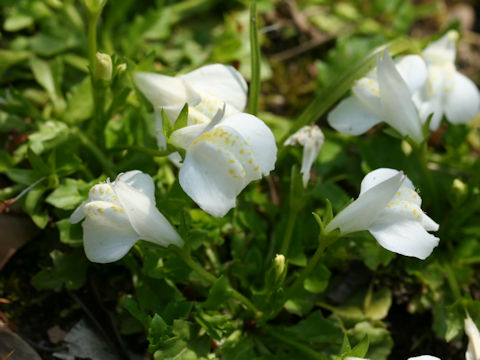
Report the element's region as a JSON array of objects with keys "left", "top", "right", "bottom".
[{"left": 1, "top": 0, "right": 480, "bottom": 359}]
